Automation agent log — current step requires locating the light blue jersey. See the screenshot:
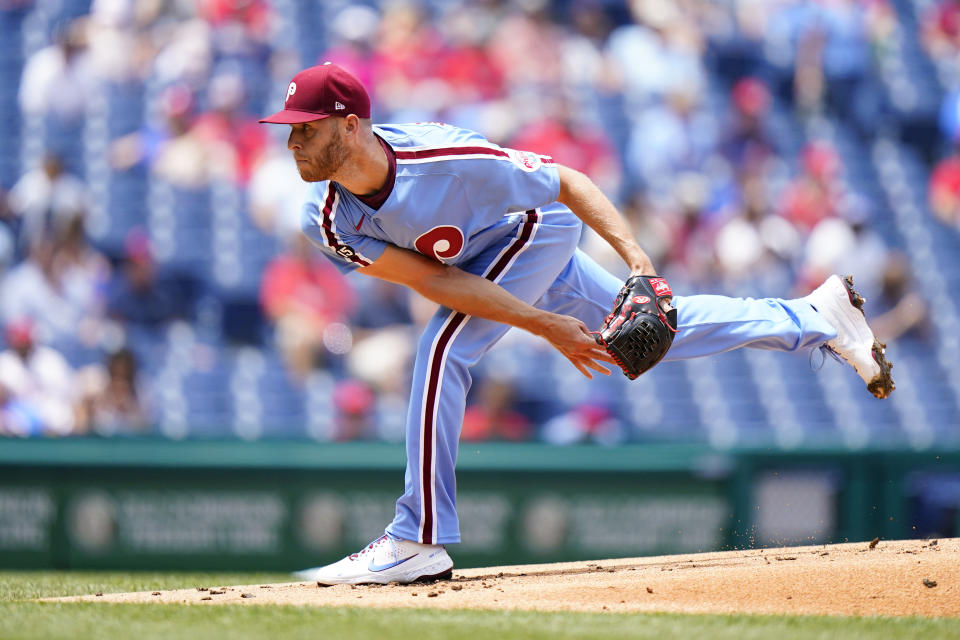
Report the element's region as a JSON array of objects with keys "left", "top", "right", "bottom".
[
  {"left": 297, "top": 123, "right": 838, "bottom": 547},
  {"left": 301, "top": 123, "right": 562, "bottom": 273}
]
